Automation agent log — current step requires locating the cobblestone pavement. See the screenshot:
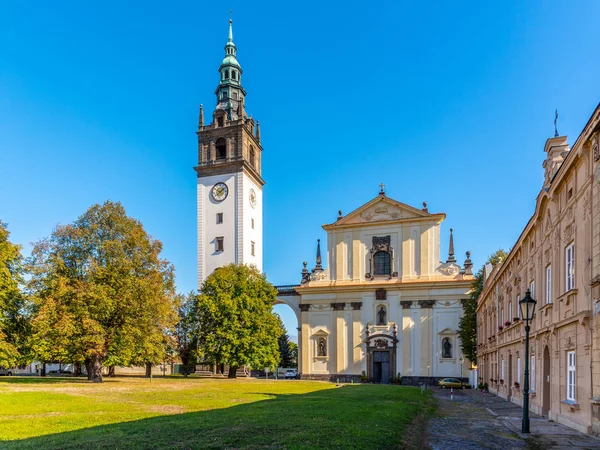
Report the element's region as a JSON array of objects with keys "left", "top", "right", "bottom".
[{"left": 427, "top": 388, "right": 600, "bottom": 450}]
